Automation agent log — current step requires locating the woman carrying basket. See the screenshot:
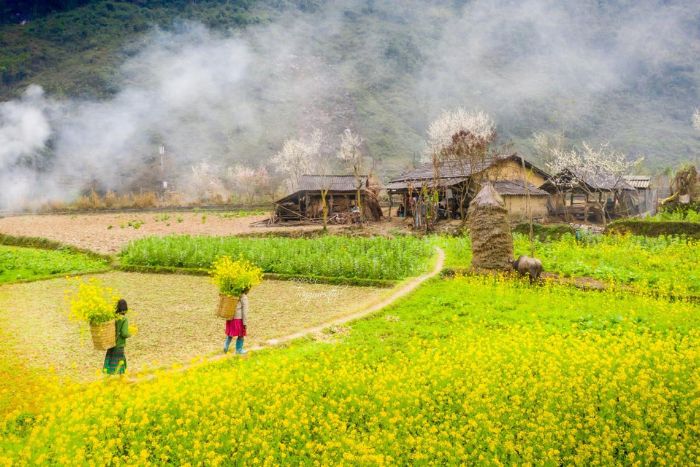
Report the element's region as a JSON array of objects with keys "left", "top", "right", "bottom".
[
  {"left": 103, "top": 299, "right": 132, "bottom": 374},
  {"left": 224, "top": 288, "right": 249, "bottom": 355}
]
